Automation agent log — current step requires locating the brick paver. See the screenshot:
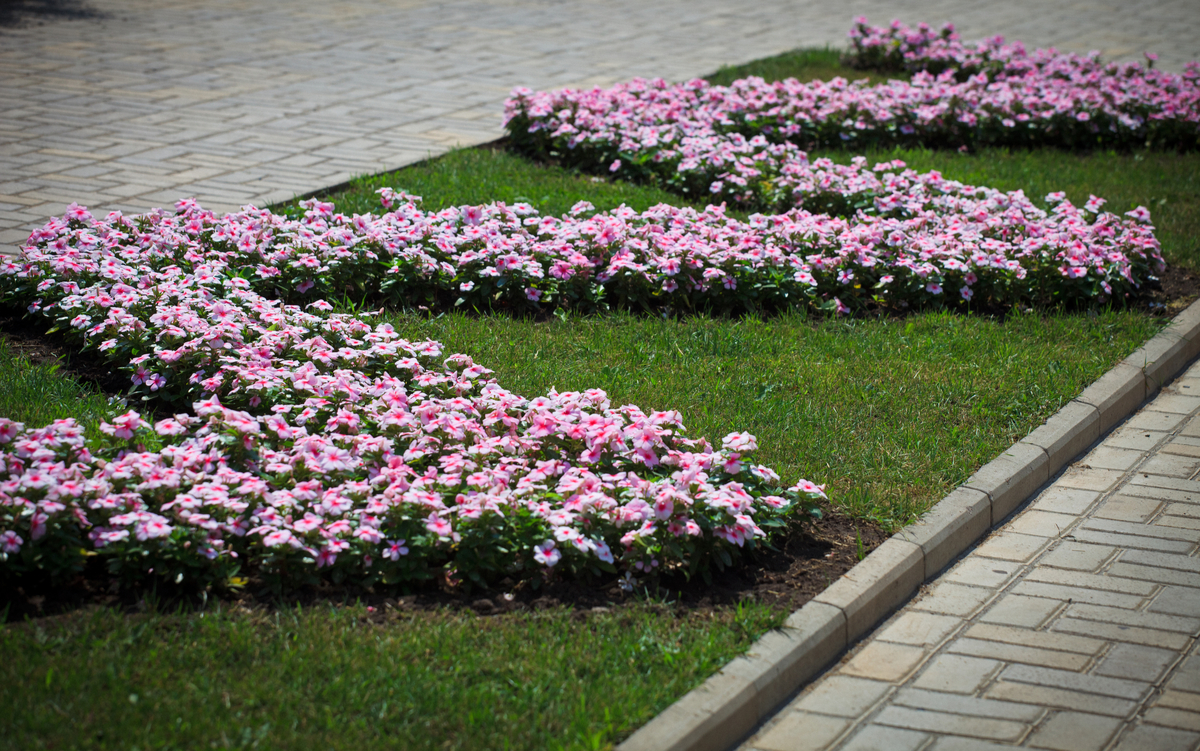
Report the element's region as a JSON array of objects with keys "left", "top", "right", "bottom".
[
  {"left": 3, "top": 0, "right": 1199, "bottom": 256},
  {"left": 741, "top": 364, "right": 1200, "bottom": 751}
]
